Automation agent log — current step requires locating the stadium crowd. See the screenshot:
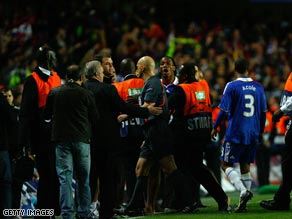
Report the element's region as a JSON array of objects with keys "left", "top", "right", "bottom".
[
  {"left": 1, "top": 2, "right": 292, "bottom": 103},
  {"left": 0, "top": 1, "right": 292, "bottom": 219}
]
